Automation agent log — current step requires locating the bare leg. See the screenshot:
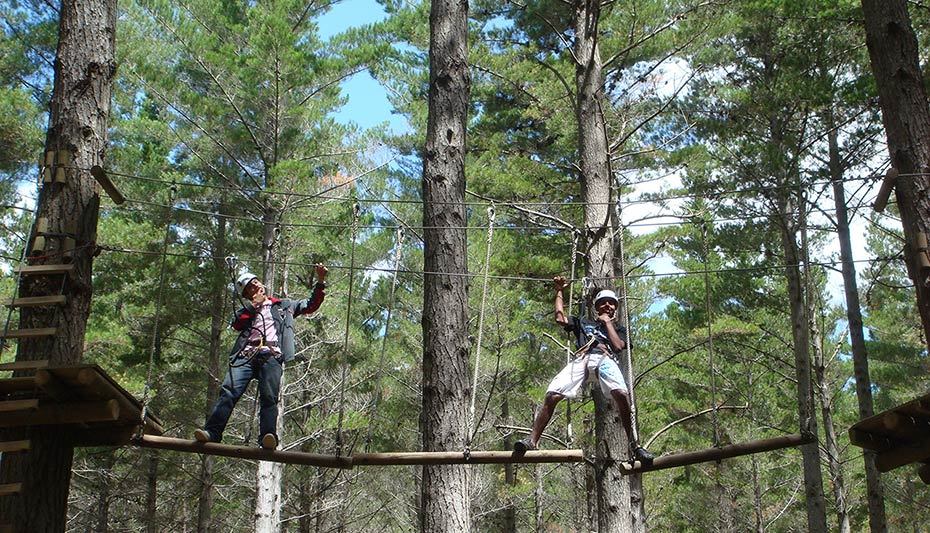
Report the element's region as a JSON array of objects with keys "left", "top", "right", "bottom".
[
  {"left": 528, "top": 392, "right": 564, "bottom": 446},
  {"left": 610, "top": 389, "right": 636, "bottom": 441}
]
